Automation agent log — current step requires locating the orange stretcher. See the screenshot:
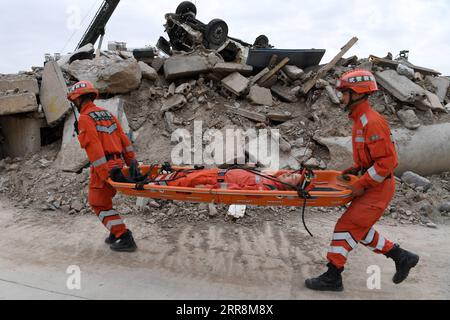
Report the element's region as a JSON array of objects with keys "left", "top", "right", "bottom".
[{"left": 108, "top": 165, "right": 359, "bottom": 207}]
